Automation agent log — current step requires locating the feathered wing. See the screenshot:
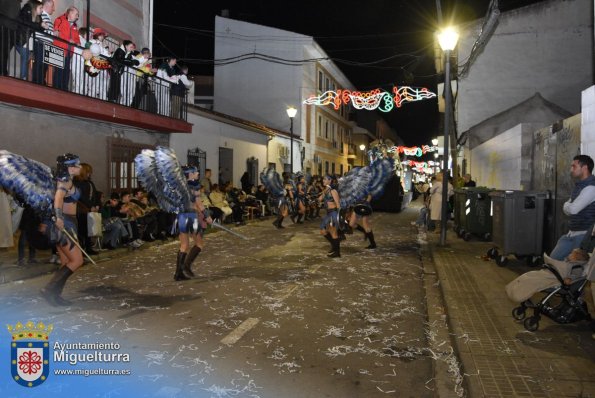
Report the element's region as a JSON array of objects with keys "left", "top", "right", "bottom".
[
  {"left": 0, "top": 150, "right": 55, "bottom": 217},
  {"left": 135, "top": 146, "right": 192, "bottom": 213},
  {"left": 367, "top": 158, "right": 395, "bottom": 199},
  {"left": 260, "top": 167, "right": 285, "bottom": 198},
  {"left": 337, "top": 167, "right": 372, "bottom": 208},
  {"left": 155, "top": 147, "right": 193, "bottom": 213},
  {"left": 134, "top": 149, "right": 177, "bottom": 212}
]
